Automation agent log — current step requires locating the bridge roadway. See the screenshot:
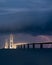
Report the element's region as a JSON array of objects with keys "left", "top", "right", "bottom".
[{"left": 16, "top": 42, "right": 52, "bottom": 49}]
